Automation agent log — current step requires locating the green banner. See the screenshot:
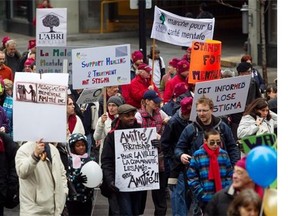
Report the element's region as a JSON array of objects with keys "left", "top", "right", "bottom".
[{"left": 240, "top": 133, "right": 277, "bottom": 154}]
